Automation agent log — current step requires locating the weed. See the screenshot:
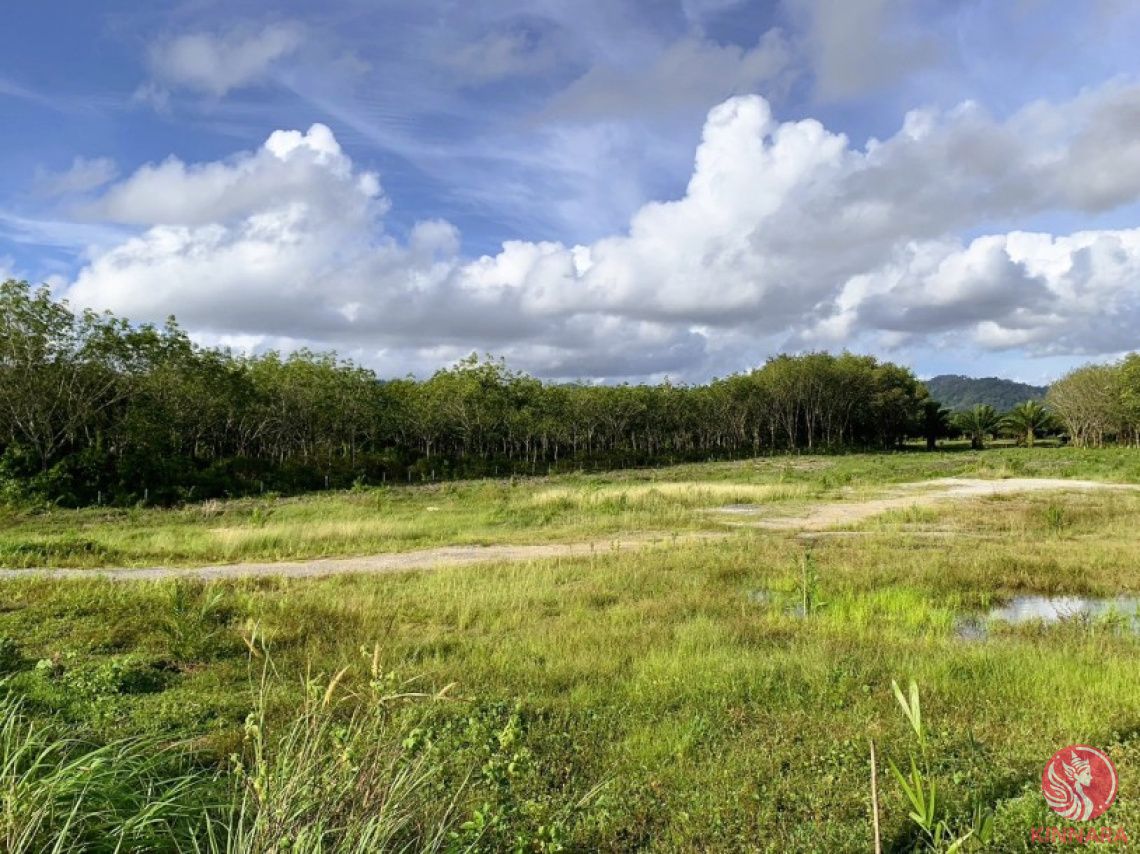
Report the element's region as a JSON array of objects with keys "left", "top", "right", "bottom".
[
  {"left": 886, "top": 680, "right": 995, "bottom": 852},
  {"left": 1042, "top": 502, "right": 1067, "bottom": 534}
]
